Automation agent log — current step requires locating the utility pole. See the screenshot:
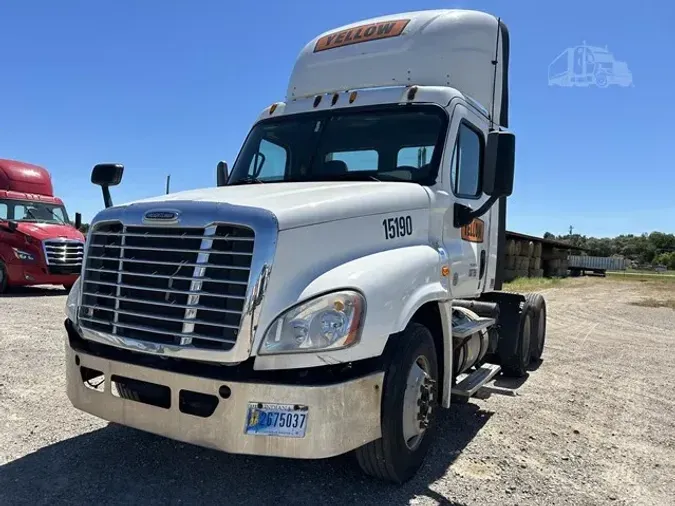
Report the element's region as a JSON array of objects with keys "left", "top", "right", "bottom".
[{"left": 165, "top": 175, "right": 171, "bottom": 195}]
